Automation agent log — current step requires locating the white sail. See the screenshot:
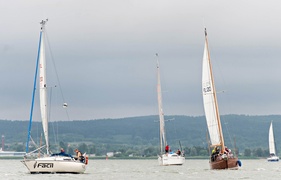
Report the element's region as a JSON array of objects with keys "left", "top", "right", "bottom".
[
  {"left": 39, "top": 21, "right": 49, "bottom": 154},
  {"left": 269, "top": 122, "right": 276, "bottom": 155},
  {"left": 157, "top": 60, "right": 166, "bottom": 154},
  {"left": 202, "top": 29, "right": 224, "bottom": 148}
]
